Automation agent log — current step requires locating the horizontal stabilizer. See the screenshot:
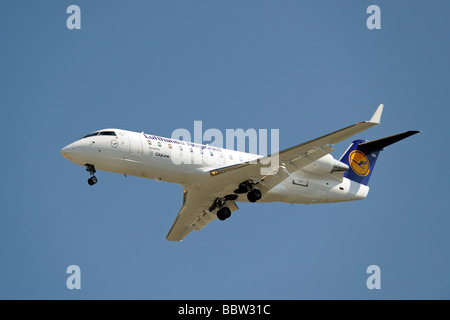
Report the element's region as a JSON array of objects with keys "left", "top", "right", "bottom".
[
  {"left": 358, "top": 130, "right": 420, "bottom": 153},
  {"left": 340, "top": 130, "right": 420, "bottom": 185}
]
